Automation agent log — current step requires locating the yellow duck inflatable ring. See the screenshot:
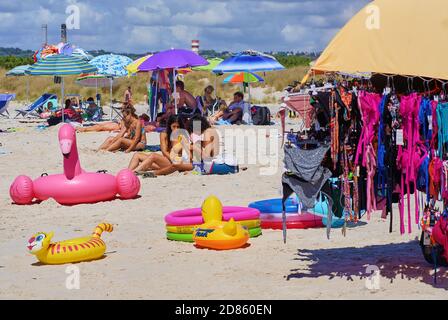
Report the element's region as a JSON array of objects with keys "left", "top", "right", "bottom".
[
  {"left": 193, "top": 196, "right": 249, "bottom": 250},
  {"left": 27, "top": 223, "right": 113, "bottom": 264}
]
